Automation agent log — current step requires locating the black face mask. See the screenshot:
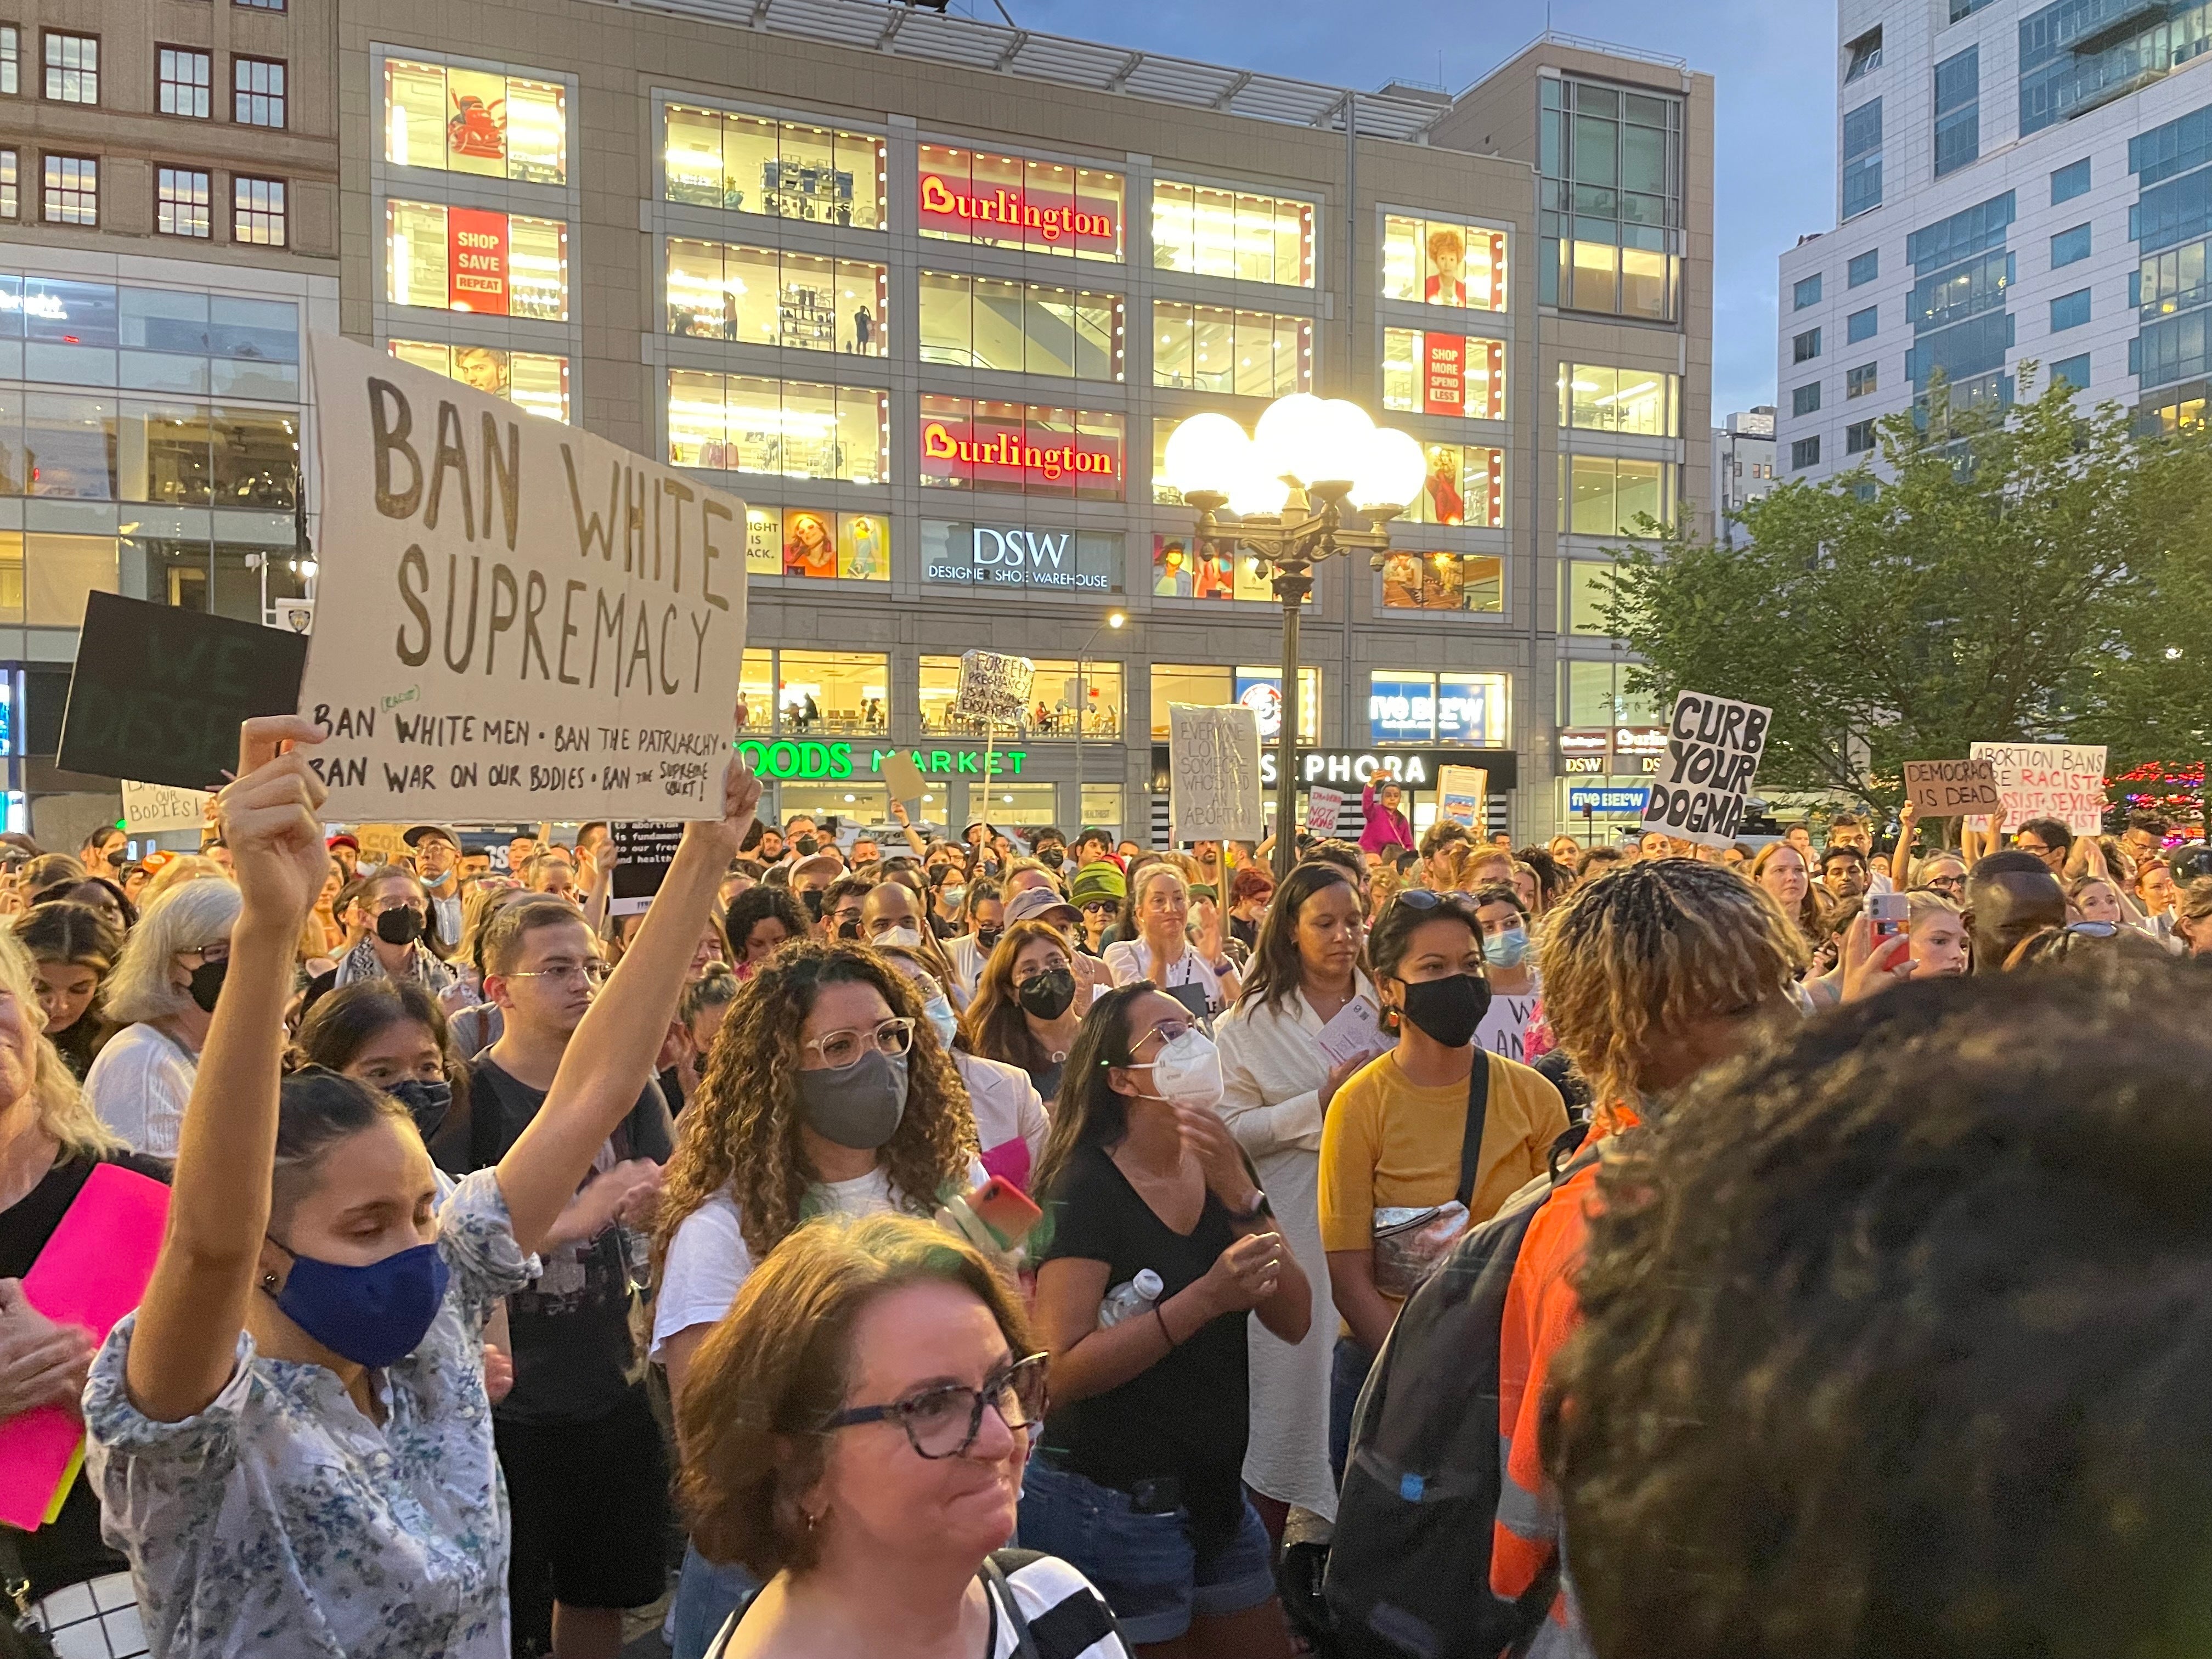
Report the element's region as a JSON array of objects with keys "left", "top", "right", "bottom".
[
  {"left": 1039, "top": 847, "right": 1066, "bottom": 870},
  {"left": 387, "top": 1076, "right": 453, "bottom": 1139},
  {"left": 187, "top": 956, "right": 228, "bottom": 1014},
  {"left": 375, "top": 906, "right": 425, "bottom": 946},
  {"left": 976, "top": 924, "right": 1003, "bottom": 949},
  {"left": 800, "top": 888, "right": 827, "bottom": 920},
  {"left": 1395, "top": 972, "right": 1491, "bottom": 1048},
  {"left": 1017, "top": 966, "right": 1077, "bottom": 1020},
  {"left": 837, "top": 918, "right": 863, "bottom": 941},
  {"left": 794, "top": 835, "right": 819, "bottom": 857}
]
